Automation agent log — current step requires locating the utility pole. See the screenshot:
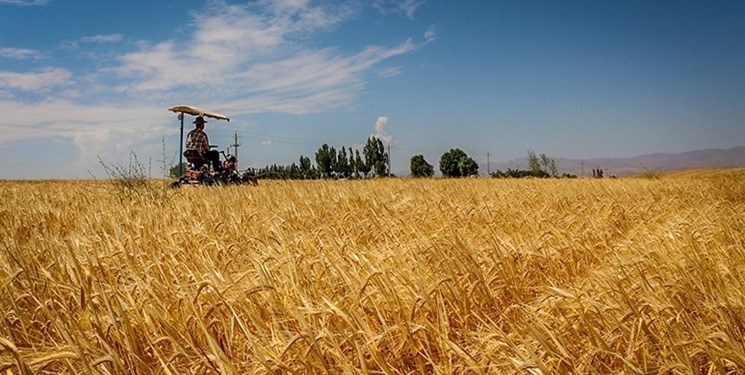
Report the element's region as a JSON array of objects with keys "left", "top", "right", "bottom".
[
  {"left": 178, "top": 113, "right": 184, "bottom": 176},
  {"left": 486, "top": 152, "right": 491, "bottom": 176},
  {"left": 230, "top": 131, "right": 240, "bottom": 165}
]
